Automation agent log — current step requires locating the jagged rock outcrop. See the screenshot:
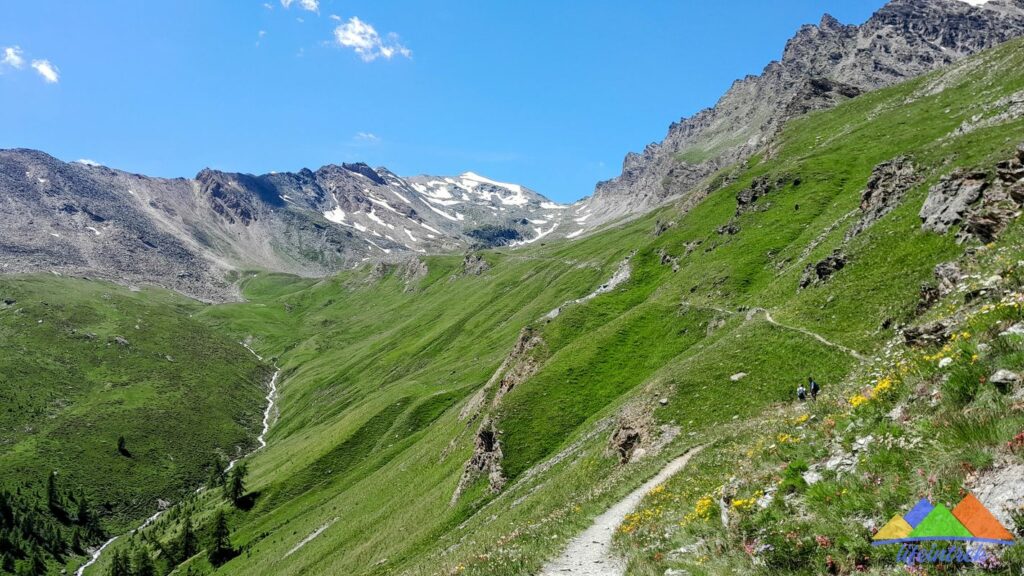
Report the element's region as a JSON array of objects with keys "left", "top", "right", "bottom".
[
  {"left": 934, "top": 261, "right": 963, "bottom": 297},
  {"left": 920, "top": 170, "right": 990, "bottom": 234},
  {"left": 799, "top": 250, "right": 847, "bottom": 289},
  {"left": 847, "top": 156, "right": 920, "bottom": 239},
  {"left": 461, "top": 253, "right": 491, "bottom": 276},
  {"left": 584, "top": 0, "right": 1024, "bottom": 224},
  {"left": 903, "top": 321, "right": 950, "bottom": 347},
  {"left": 736, "top": 174, "right": 791, "bottom": 216},
  {"left": 920, "top": 144, "right": 1024, "bottom": 242},
  {"left": 451, "top": 417, "right": 506, "bottom": 503},
  {"left": 491, "top": 327, "right": 545, "bottom": 407}
]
